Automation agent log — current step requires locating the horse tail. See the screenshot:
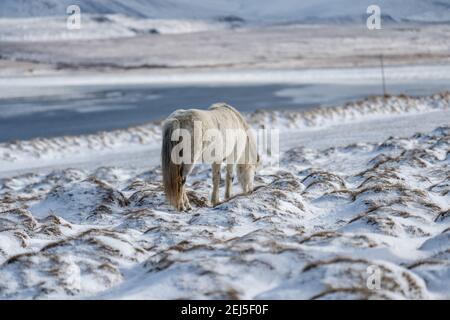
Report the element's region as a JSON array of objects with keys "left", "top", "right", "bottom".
[{"left": 161, "top": 118, "right": 183, "bottom": 210}]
